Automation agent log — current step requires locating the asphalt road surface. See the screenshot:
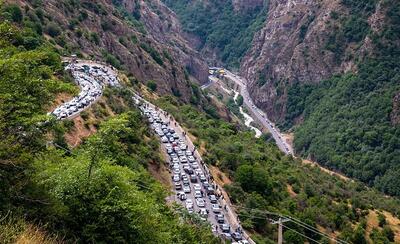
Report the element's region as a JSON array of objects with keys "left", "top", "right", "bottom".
[
  {"left": 201, "top": 75, "right": 218, "bottom": 90},
  {"left": 50, "top": 60, "right": 120, "bottom": 120},
  {"left": 133, "top": 94, "right": 254, "bottom": 244},
  {"left": 222, "top": 70, "right": 293, "bottom": 155}
]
